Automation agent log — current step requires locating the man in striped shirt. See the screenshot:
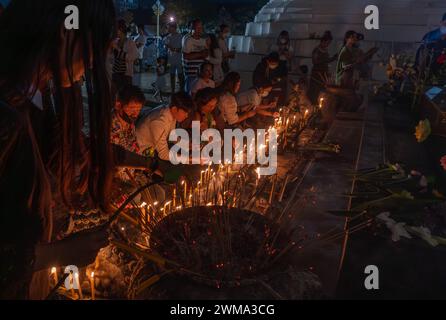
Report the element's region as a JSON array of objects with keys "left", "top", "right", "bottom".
[{"left": 182, "top": 19, "right": 209, "bottom": 93}]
